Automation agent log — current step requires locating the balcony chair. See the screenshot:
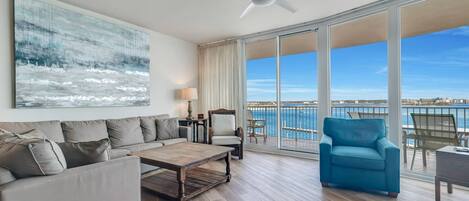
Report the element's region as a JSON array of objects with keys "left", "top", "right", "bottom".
[
  {"left": 208, "top": 109, "right": 244, "bottom": 159},
  {"left": 246, "top": 110, "right": 267, "bottom": 144},
  {"left": 409, "top": 113, "right": 461, "bottom": 170},
  {"left": 320, "top": 118, "right": 400, "bottom": 197},
  {"left": 347, "top": 112, "right": 360, "bottom": 119}
]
